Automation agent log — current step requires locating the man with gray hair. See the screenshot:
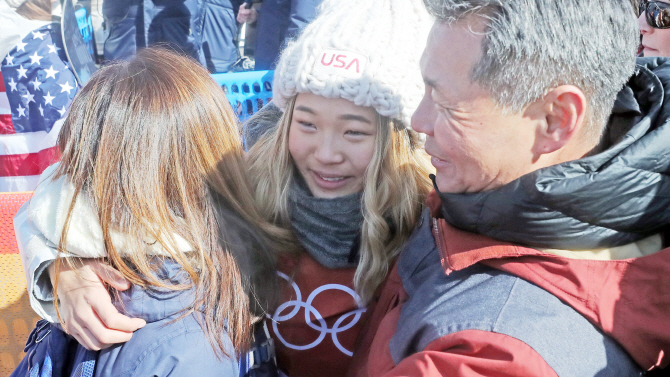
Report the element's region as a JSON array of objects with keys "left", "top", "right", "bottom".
[{"left": 349, "top": 0, "right": 670, "bottom": 375}]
